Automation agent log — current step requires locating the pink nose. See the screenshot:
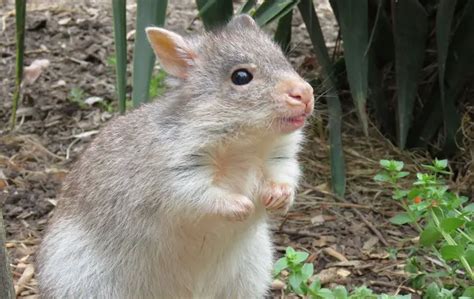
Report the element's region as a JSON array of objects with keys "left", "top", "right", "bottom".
[{"left": 288, "top": 82, "right": 313, "bottom": 105}]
